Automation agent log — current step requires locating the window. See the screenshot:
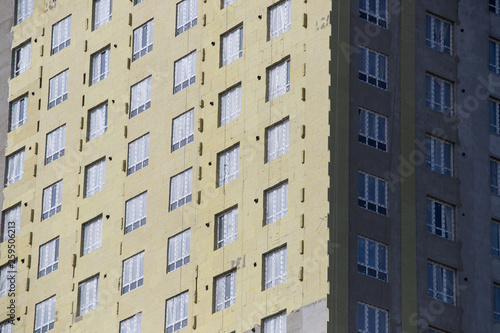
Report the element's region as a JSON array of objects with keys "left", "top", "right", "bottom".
[
  {"left": 268, "top": 59, "right": 290, "bottom": 100},
  {"left": 490, "top": 39, "right": 500, "bottom": 74},
  {"left": 51, "top": 16, "right": 71, "bottom": 55},
  {"left": 221, "top": 26, "right": 243, "bottom": 66},
  {"left": 490, "top": 0, "right": 500, "bottom": 14},
  {"left": 120, "top": 313, "right": 142, "bottom": 333},
  {"left": 5, "top": 149, "right": 24, "bottom": 186},
  {"left": 133, "top": 20, "right": 154, "bottom": 61},
  {"left": 357, "top": 236, "right": 387, "bottom": 282},
  {"left": 493, "top": 221, "right": 500, "bottom": 257},
  {"left": 0, "top": 261, "right": 16, "bottom": 297},
  {"left": 38, "top": 237, "right": 59, "bottom": 278},
  {"left": 358, "top": 172, "right": 387, "bottom": 215},
  {"left": 165, "top": 291, "right": 188, "bottom": 332},
  {"left": 263, "top": 312, "right": 286, "bottom": 333},
  {"left": 492, "top": 158, "right": 500, "bottom": 195},
  {"left": 266, "top": 119, "right": 289, "bottom": 162},
  {"left": 91, "top": 47, "right": 110, "bottom": 85},
  {"left": 215, "top": 207, "right": 238, "bottom": 249},
  {"left": 34, "top": 296, "right": 56, "bottom": 333},
  {"left": 82, "top": 216, "right": 102, "bottom": 256},
  {"left": 222, "top": 0, "right": 238, "bottom": 8},
  {"left": 359, "top": 0, "right": 387, "bottom": 28},
  {"left": 426, "top": 14, "right": 452, "bottom": 55},
  {"left": 12, "top": 41, "right": 31, "bottom": 78},
  {"left": 426, "top": 136, "right": 453, "bottom": 176},
  {"left": 427, "top": 261, "right": 455, "bottom": 305},
  {"left": 219, "top": 85, "right": 241, "bottom": 126},
  {"left": 172, "top": 109, "right": 194, "bottom": 152},
  {"left": 85, "top": 158, "right": 105, "bottom": 197},
  {"left": 130, "top": 76, "right": 152, "bottom": 118},
  {"left": 169, "top": 168, "right": 192, "bottom": 211},
  {"left": 264, "top": 246, "right": 287, "bottom": 289},
  {"left": 425, "top": 74, "right": 453, "bottom": 115},
  {"left": 122, "top": 252, "right": 144, "bottom": 295},
  {"left": 45, "top": 125, "right": 66, "bottom": 165},
  {"left": 9, "top": 94, "right": 28, "bottom": 132},
  {"left": 48, "top": 69, "right": 68, "bottom": 109},
  {"left": 491, "top": 99, "right": 500, "bottom": 135},
  {"left": 218, "top": 145, "right": 240, "bottom": 186},
  {"left": 357, "top": 302, "right": 388, "bottom": 333},
  {"left": 176, "top": 0, "right": 197, "bottom": 36},
  {"left": 265, "top": 182, "right": 288, "bottom": 225},
  {"left": 15, "top": 0, "right": 33, "bottom": 25},
  {"left": 127, "top": 134, "right": 149, "bottom": 175},
  {"left": 78, "top": 276, "right": 99, "bottom": 315},
  {"left": 0, "top": 320, "right": 13, "bottom": 333},
  {"left": 359, "top": 47, "right": 387, "bottom": 89},
  {"left": 88, "top": 103, "right": 108, "bottom": 141},
  {"left": 125, "top": 192, "right": 147, "bottom": 234},
  {"left": 495, "top": 284, "right": 500, "bottom": 321},
  {"left": 269, "top": 0, "right": 291, "bottom": 40},
  {"left": 93, "top": 0, "right": 112, "bottom": 29},
  {"left": 426, "top": 198, "right": 454, "bottom": 240},
  {"left": 358, "top": 109, "right": 387, "bottom": 152},
  {"left": 167, "top": 229, "right": 191, "bottom": 272},
  {"left": 1, "top": 204, "right": 21, "bottom": 243},
  {"left": 42, "top": 180, "right": 62, "bottom": 221},
  {"left": 214, "top": 270, "right": 236, "bottom": 312},
  {"left": 174, "top": 51, "right": 196, "bottom": 93}
]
